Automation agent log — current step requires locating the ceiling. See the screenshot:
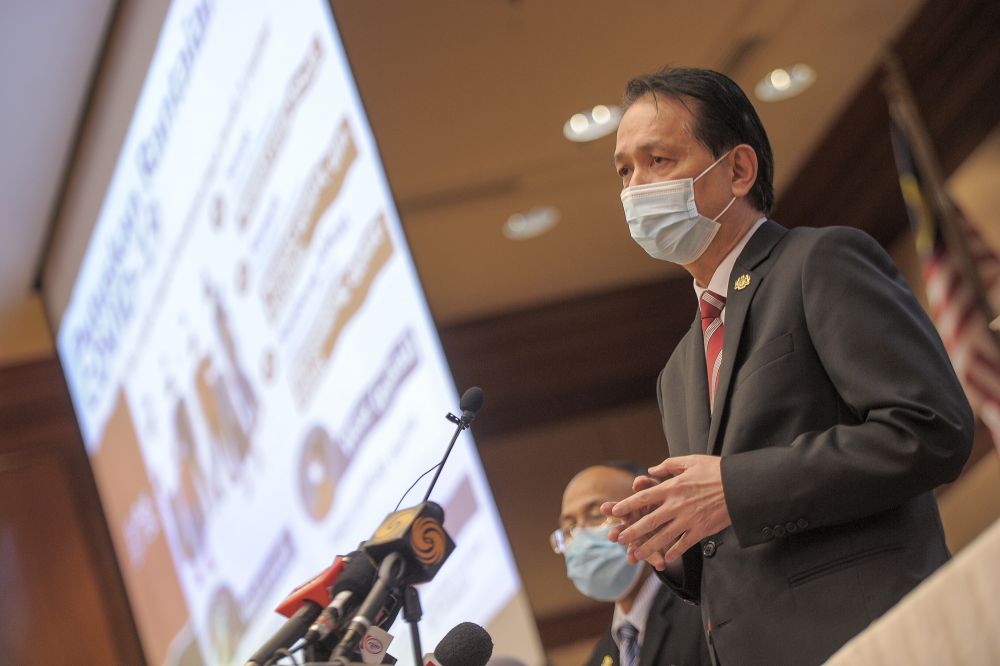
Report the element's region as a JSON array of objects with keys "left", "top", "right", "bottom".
[
  {"left": 0, "top": 0, "right": 927, "bottom": 327},
  {"left": 13, "top": 0, "right": 996, "bottom": 652},
  {"left": 332, "top": 0, "right": 923, "bottom": 324},
  {"left": 0, "top": 0, "right": 116, "bottom": 318}
]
